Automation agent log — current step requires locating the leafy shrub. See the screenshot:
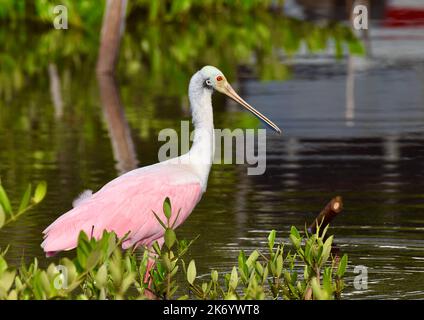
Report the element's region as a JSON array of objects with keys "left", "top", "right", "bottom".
[
  {"left": 0, "top": 186, "right": 348, "bottom": 300},
  {"left": 0, "top": 180, "right": 47, "bottom": 229}
]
